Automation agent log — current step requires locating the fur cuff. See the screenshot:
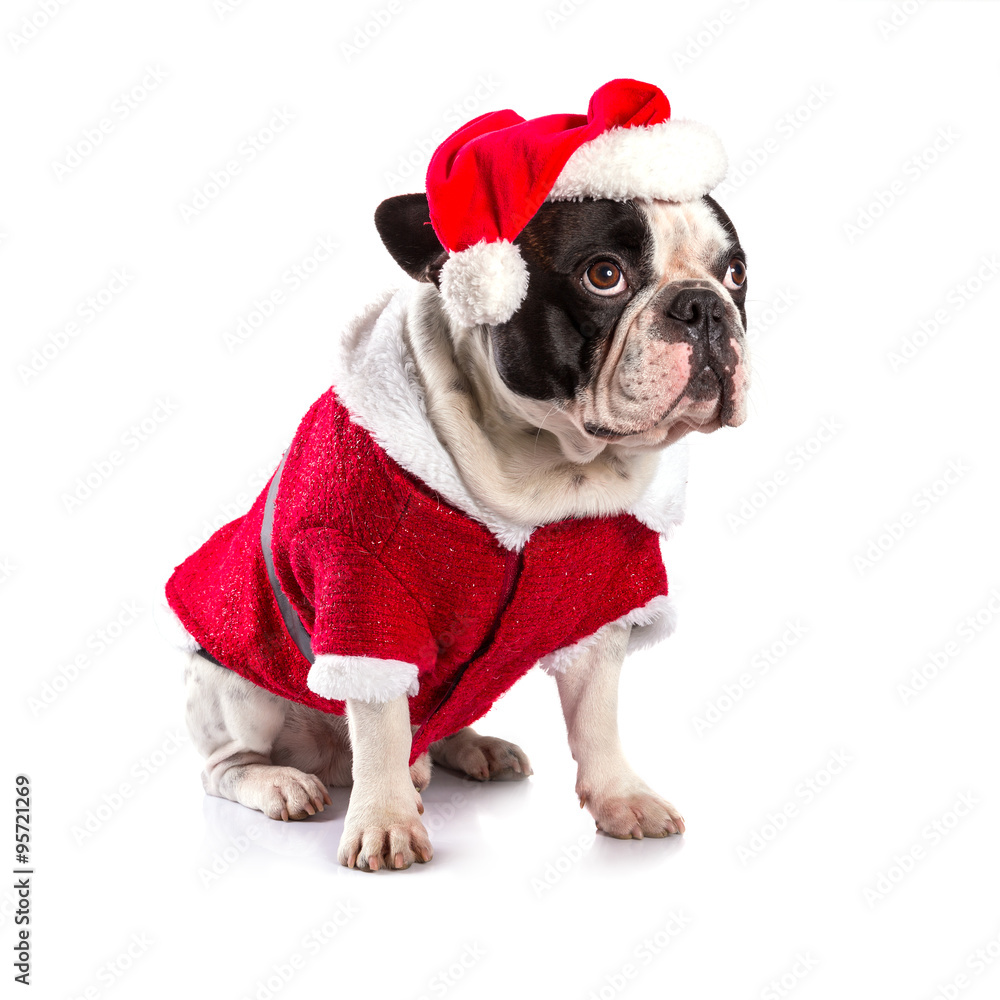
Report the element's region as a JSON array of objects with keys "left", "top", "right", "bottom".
[
  {"left": 537, "top": 594, "right": 678, "bottom": 676},
  {"left": 621, "top": 593, "right": 677, "bottom": 652},
  {"left": 307, "top": 654, "right": 419, "bottom": 702}
]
